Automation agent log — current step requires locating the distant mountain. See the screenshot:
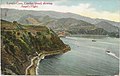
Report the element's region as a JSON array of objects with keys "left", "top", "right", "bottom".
[
  {"left": 50, "top": 18, "right": 95, "bottom": 30},
  {"left": 96, "top": 21, "right": 119, "bottom": 32},
  {"left": 1, "top": 8, "right": 120, "bottom": 27},
  {"left": 18, "top": 14, "right": 56, "bottom": 27},
  {"left": 44, "top": 18, "right": 109, "bottom": 36},
  {"left": 94, "top": 18, "right": 120, "bottom": 27},
  {"left": 18, "top": 14, "right": 41, "bottom": 25},
  {"left": 18, "top": 15, "right": 95, "bottom": 29},
  {"left": 1, "top": 8, "right": 119, "bottom": 37},
  {"left": 17, "top": 14, "right": 119, "bottom": 37}
]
